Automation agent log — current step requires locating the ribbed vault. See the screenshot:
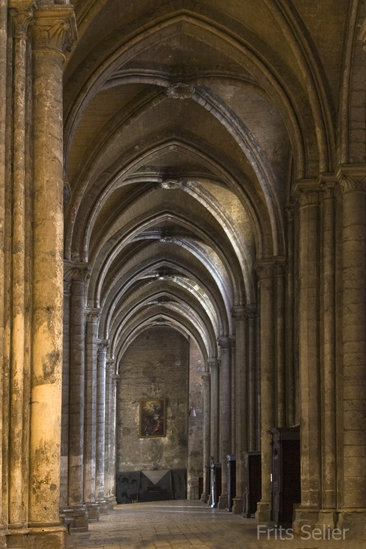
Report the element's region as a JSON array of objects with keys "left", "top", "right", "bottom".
[{"left": 63, "top": 0, "right": 343, "bottom": 369}]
